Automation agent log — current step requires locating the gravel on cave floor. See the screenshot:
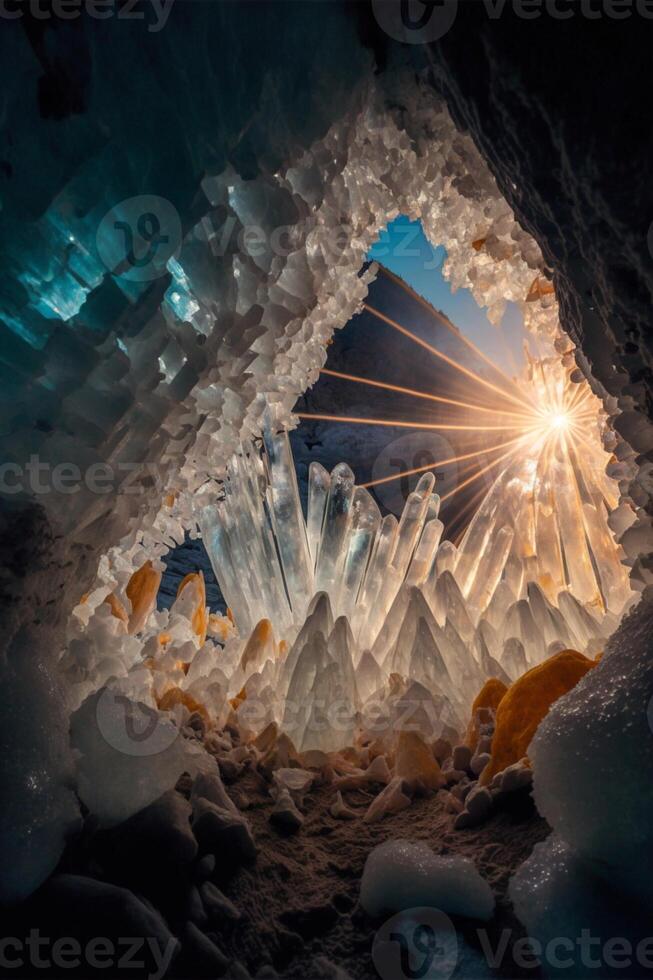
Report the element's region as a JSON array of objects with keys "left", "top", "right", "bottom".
[{"left": 208, "top": 769, "right": 549, "bottom": 979}]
